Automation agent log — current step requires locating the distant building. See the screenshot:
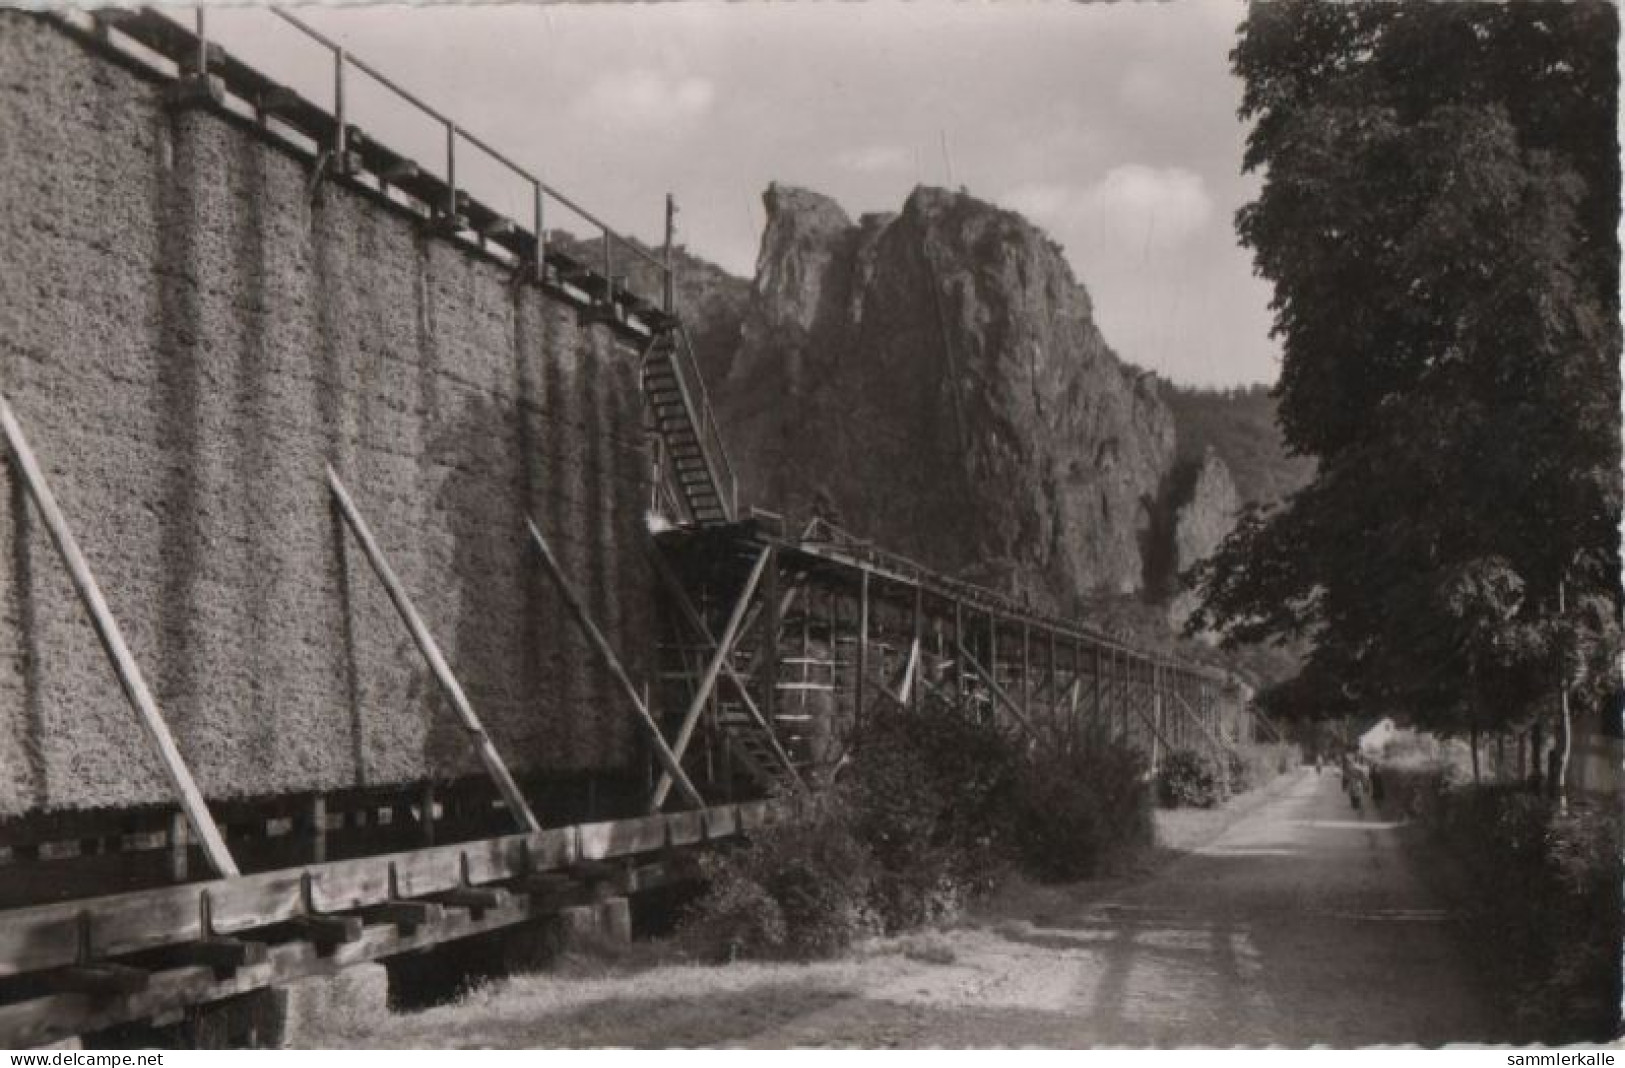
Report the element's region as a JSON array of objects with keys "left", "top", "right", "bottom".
[{"left": 1358, "top": 717, "right": 1398, "bottom": 756}]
